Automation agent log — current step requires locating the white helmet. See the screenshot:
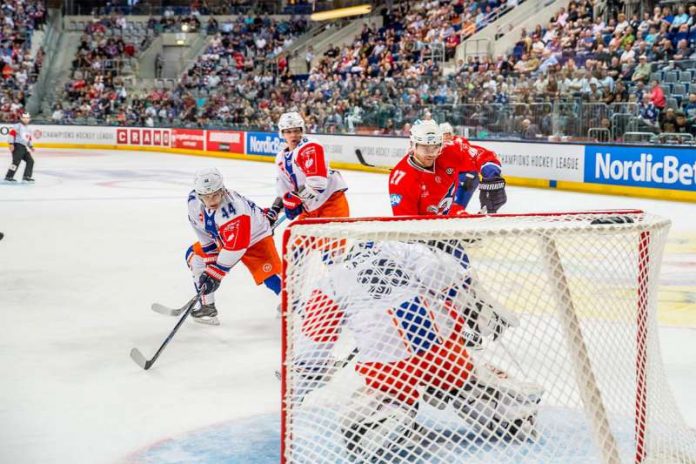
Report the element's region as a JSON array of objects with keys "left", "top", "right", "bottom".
[
  {"left": 410, "top": 120, "right": 443, "bottom": 146},
  {"left": 278, "top": 111, "right": 305, "bottom": 137},
  {"left": 439, "top": 122, "right": 454, "bottom": 135},
  {"left": 194, "top": 168, "right": 224, "bottom": 195}
]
